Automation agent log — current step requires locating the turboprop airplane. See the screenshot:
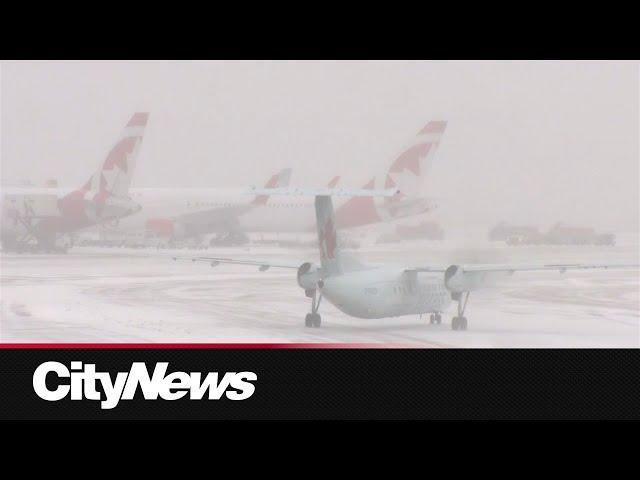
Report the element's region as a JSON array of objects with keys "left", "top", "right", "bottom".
[
  {"left": 1, "top": 112, "right": 149, "bottom": 252},
  {"left": 175, "top": 190, "right": 638, "bottom": 330}
]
